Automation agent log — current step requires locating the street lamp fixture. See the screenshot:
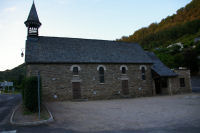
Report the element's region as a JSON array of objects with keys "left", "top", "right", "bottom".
[{"left": 21, "top": 48, "right": 25, "bottom": 57}]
